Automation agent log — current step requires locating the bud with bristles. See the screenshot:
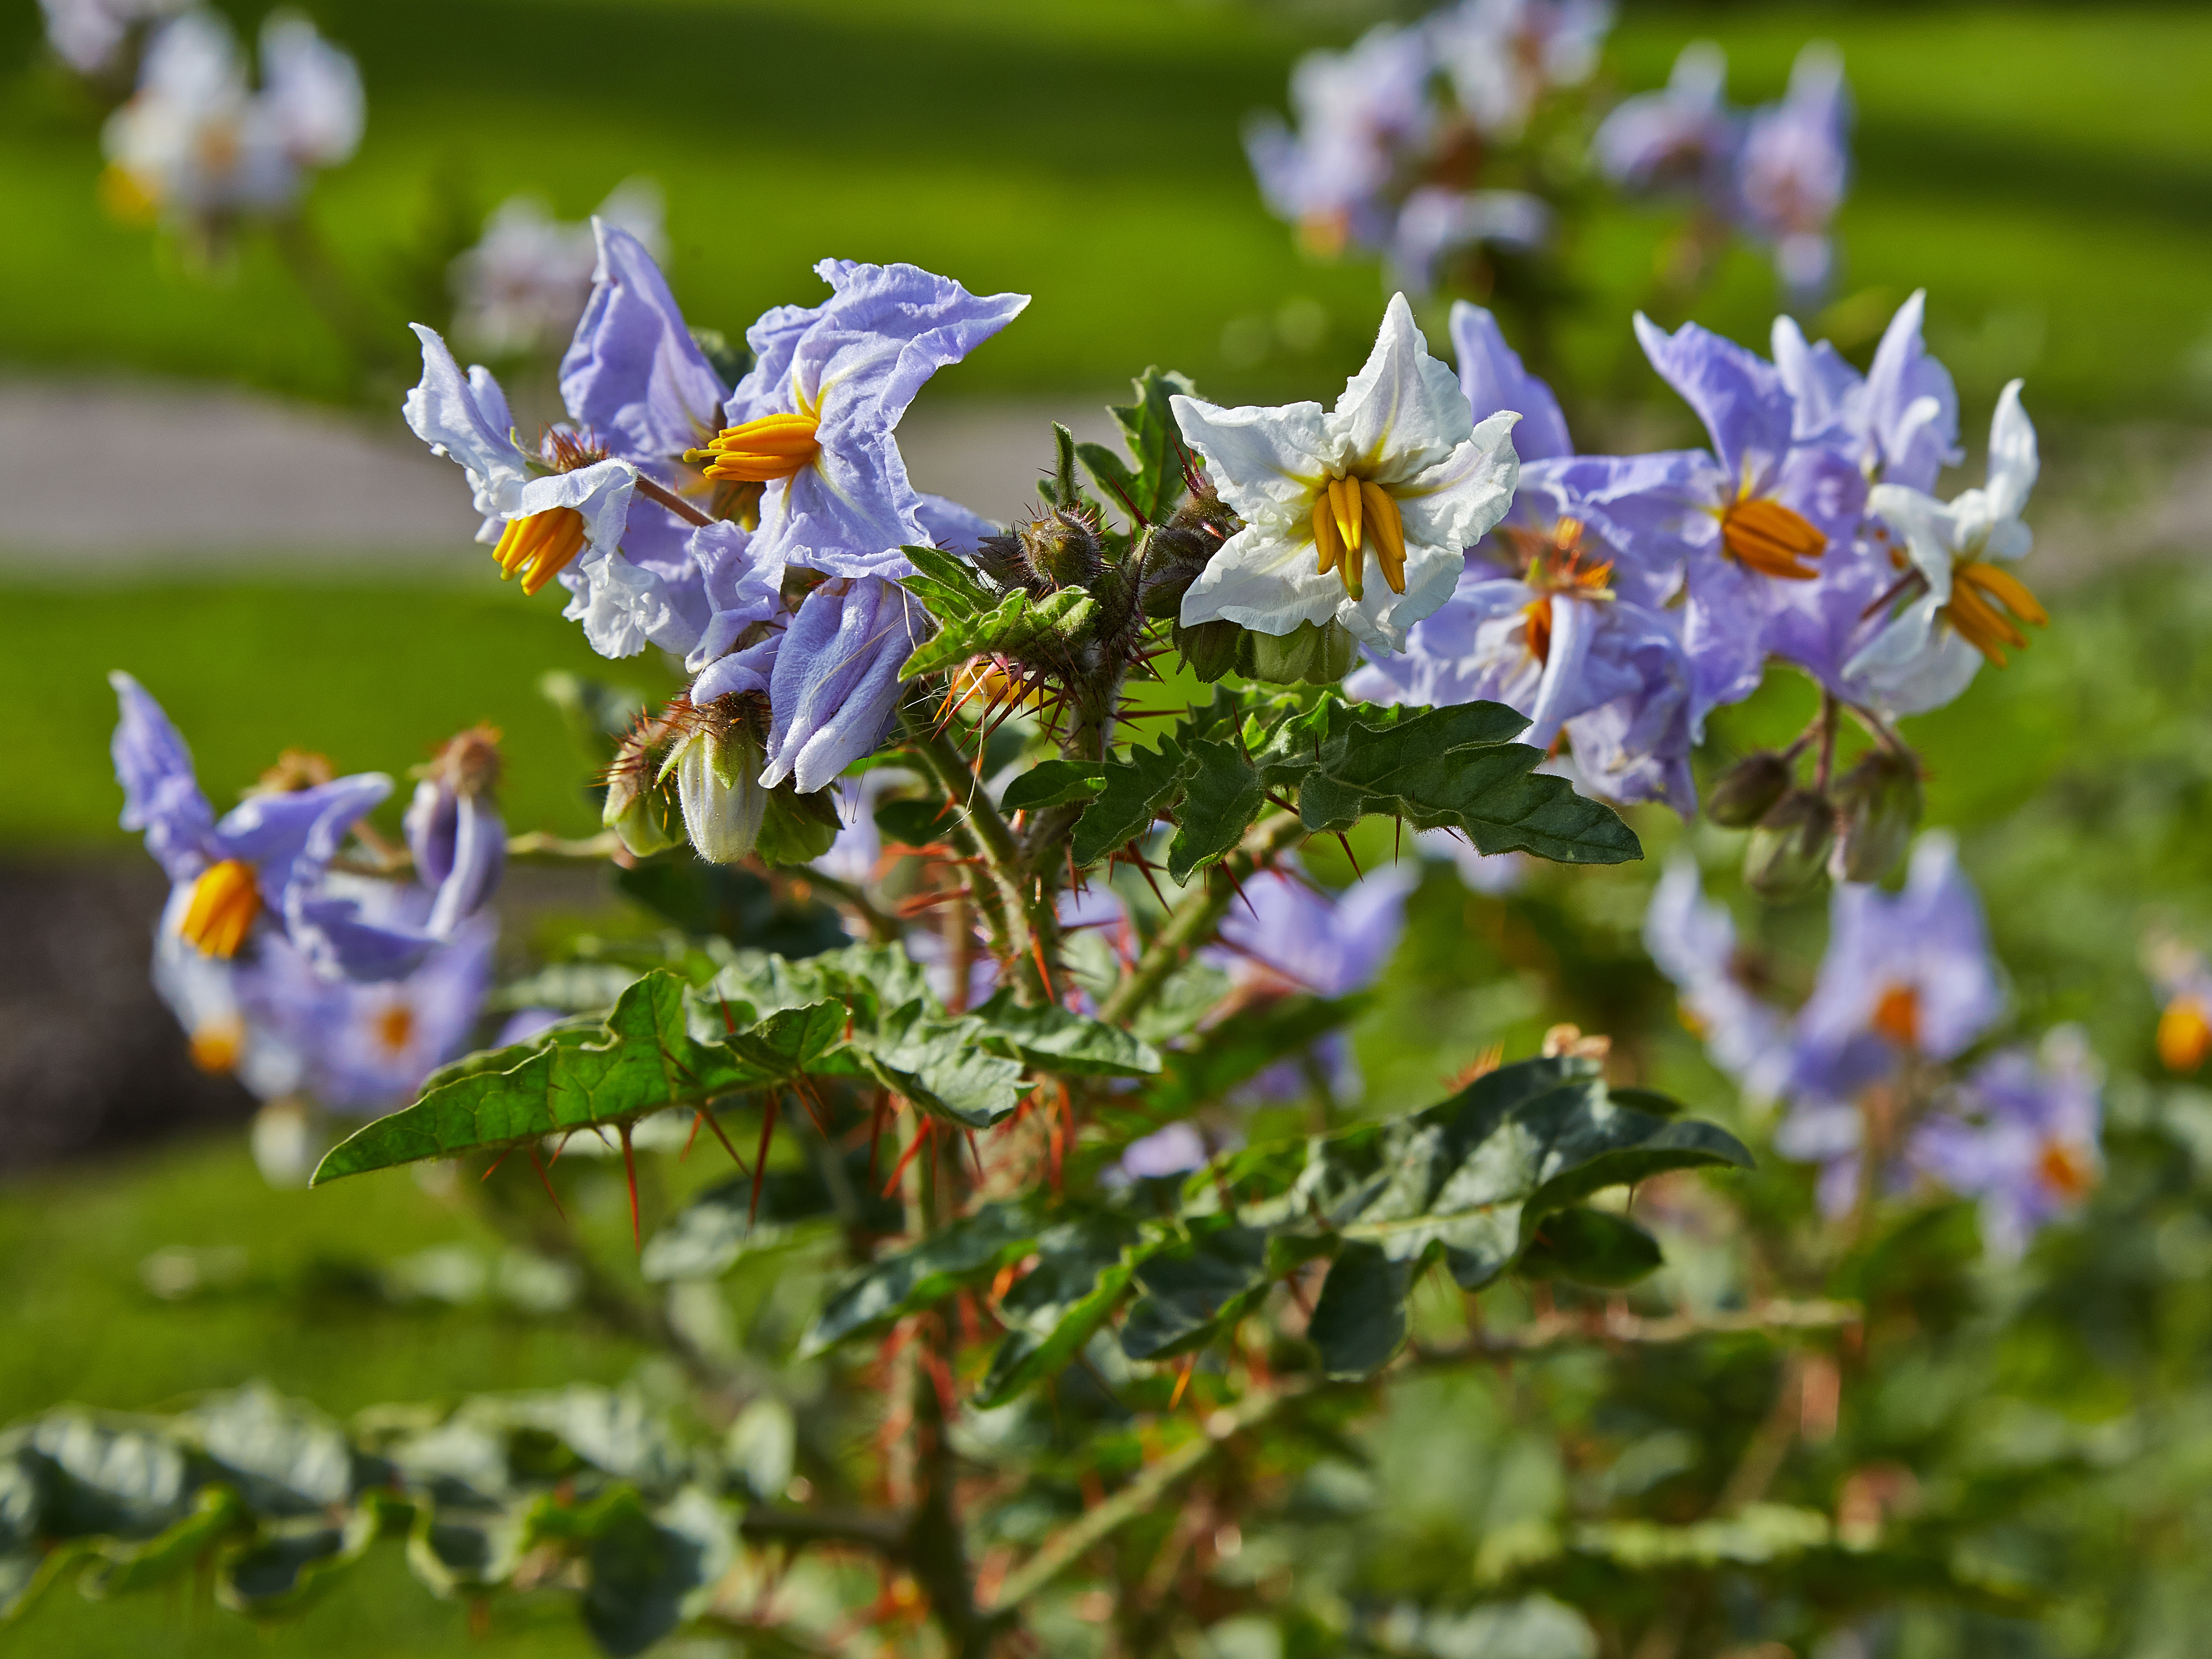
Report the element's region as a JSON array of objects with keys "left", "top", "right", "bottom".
[
  {"left": 1706, "top": 751, "right": 1794, "bottom": 828},
  {"left": 1745, "top": 788, "right": 1837, "bottom": 902},
  {"left": 602, "top": 704, "right": 684, "bottom": 857},
  {"left": 660, "top": 694, "right": 769, "bottom": 865},
  {"left": 1831, "top": 750, "right": 1923, "bottom": 884},
  {"left": 1238, "top": 619, "right": 1357, "bottom": 685}
]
